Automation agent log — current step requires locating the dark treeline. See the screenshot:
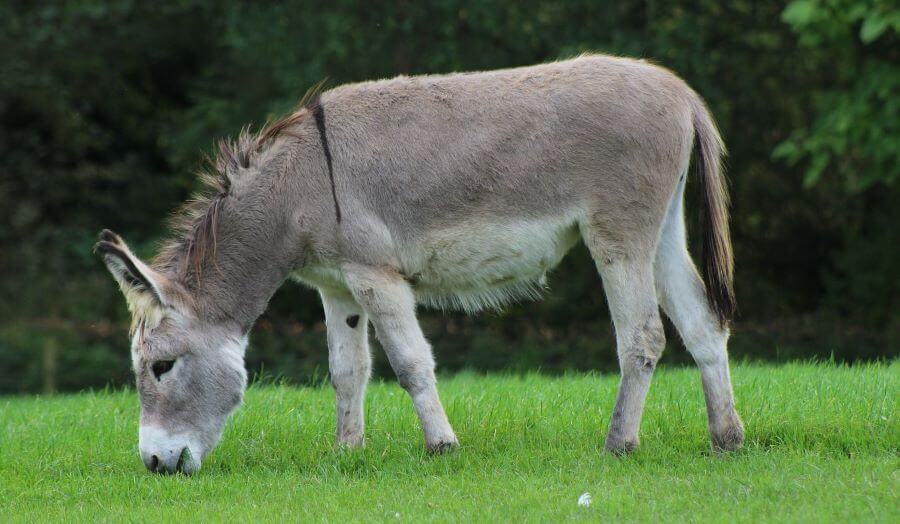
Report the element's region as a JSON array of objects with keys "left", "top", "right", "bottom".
[{"left": 1, "top": 1, "right": 897, "bottom": 393}]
